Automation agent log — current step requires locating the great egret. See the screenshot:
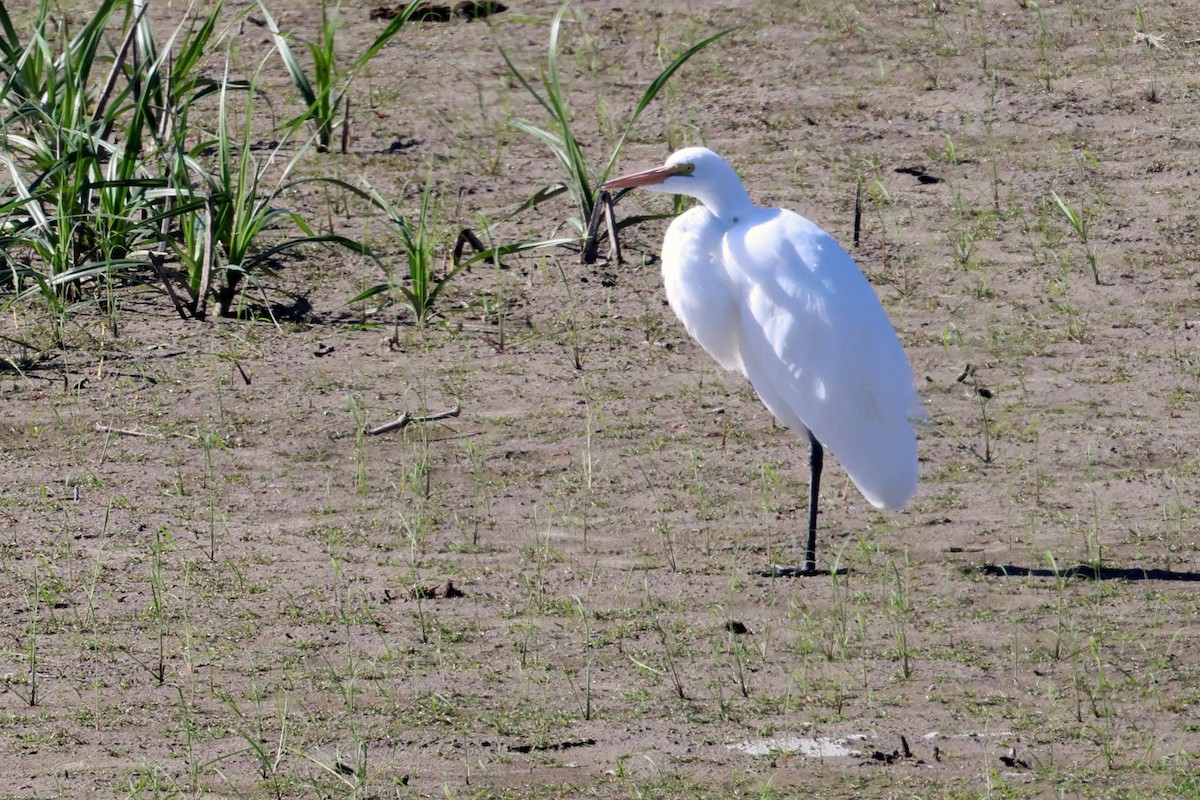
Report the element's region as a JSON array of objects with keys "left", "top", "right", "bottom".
[{"left": 602, "top": 147, "right": 926, "bottom": 575}]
